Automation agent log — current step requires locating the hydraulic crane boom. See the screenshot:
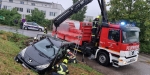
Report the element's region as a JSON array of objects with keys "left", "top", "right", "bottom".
[
  {"left": 53, "top": 0, "right": 108, "bottom": 30},
  {"left": 53, "top": 0, "right": 93, "bottom": 28},
  {"left": 98, "top": 0, "right": 108, "bottom": 23}
]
